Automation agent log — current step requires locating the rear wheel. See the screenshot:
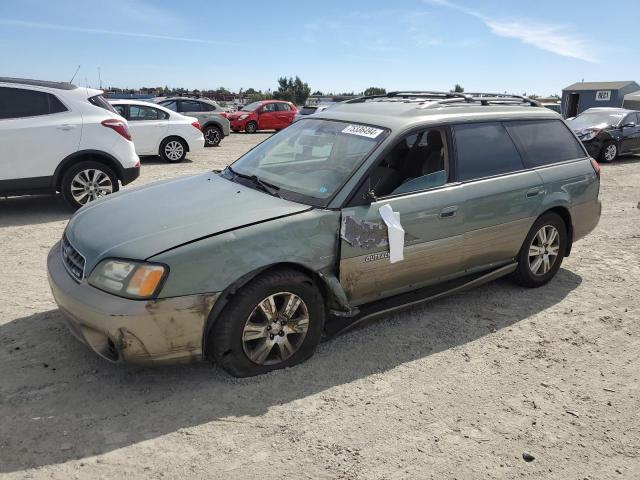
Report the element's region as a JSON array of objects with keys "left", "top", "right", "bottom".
[
  {"left": 245, "top": 121, "right": 258, "bottom": 134},
  {"left": 511, "top": 212, "right": 567, "bottom": 288},
  {"left": 160, "top": 137, "right": 187, "bottom": 162},
  {"left": 600, "top": 141, "right": 618, "bottom": 163},
  {"left": 203, "top": 125, "right": 222, "bottom": 147},
  {"left": 208, "top": 269, "right": 325, "bottom": 377},
  {"left": 61, "top": 161, "right": 118, "bottom": 210}
]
